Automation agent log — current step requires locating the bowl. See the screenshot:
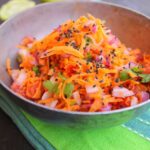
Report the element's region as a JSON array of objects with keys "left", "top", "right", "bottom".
[{"left": 0, "top": 1, "right": 150, "bottom": 128}]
